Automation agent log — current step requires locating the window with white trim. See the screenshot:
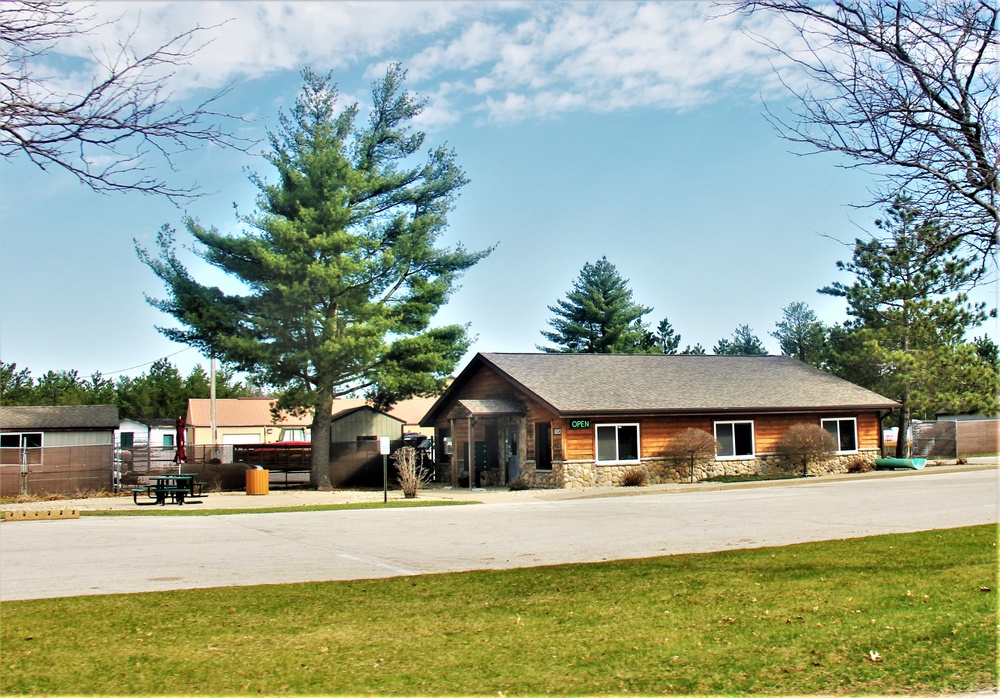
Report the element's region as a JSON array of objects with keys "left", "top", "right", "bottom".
[
  {"left": 714, "top": 421, "right": 754, "bottom": 458},
  {"left": 822, "top": 418, "right": 858, "bottom": 452},
  {"left": 596, "top": 423, "right": 640, "bottom": 462}
]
